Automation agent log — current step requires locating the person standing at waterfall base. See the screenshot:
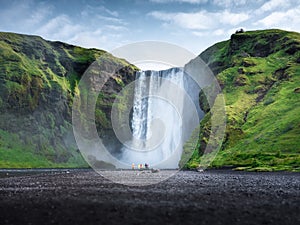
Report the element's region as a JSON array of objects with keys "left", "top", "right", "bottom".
[
  {"left": 131, "top": 163, "right": 135, "bottom": 170},
  {"left": 145, "top": 163, "right": 149, "bottom": 169}
]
